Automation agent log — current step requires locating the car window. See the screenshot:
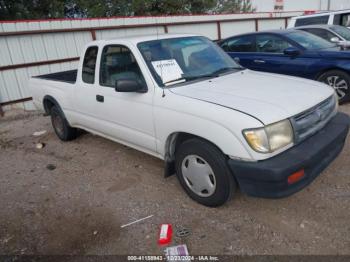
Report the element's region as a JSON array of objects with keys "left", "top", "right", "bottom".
[
  {"left": 256, "top": 34, "right": 292, "bottom": 53},
  {"left": 100, "top": 45, "right": 146, "bottom": 88},
  {"left": 301, "top": 28, "right": 337, "bottom": 42},
  {"left": 331, "top": 25, "right": 350, "bottom": 40},
  {"left": 287, "top": 31, "right": 335, "bottom": 50},
  {"left": 82, "top": 46, "right": 98, "bottom": 84},
  {"left": 295, "top": 15, "right": 329, "bottom": 27},
  {"left": 222, "top": 35, "right": 255, "bottom": 52},
  {"left": 333, "top": 14, "right": 341, "bottom": 26},
  {"left": 338, "top": 13, "right": 350, "bottom": 27}
]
